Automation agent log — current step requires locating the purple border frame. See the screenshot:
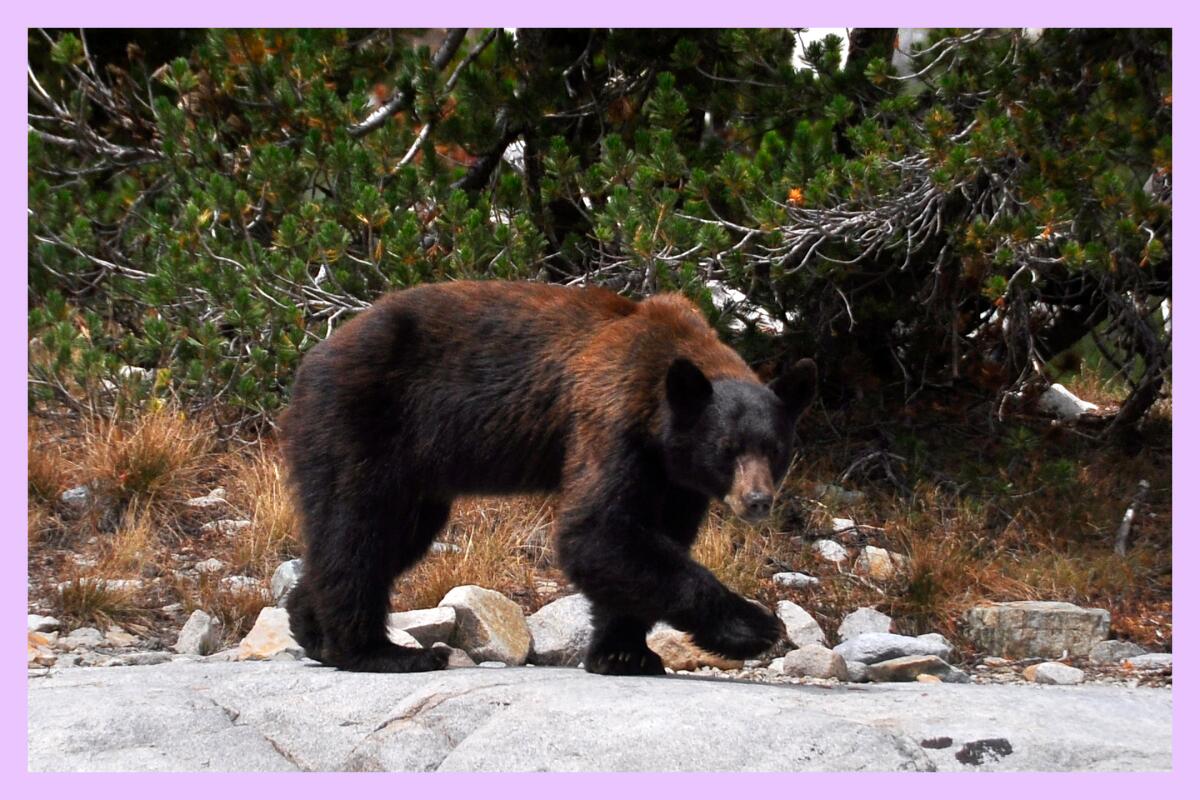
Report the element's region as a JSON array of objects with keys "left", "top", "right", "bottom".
[{"left": 9, "top": 4, "right": 1187, "bottom": 795}]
